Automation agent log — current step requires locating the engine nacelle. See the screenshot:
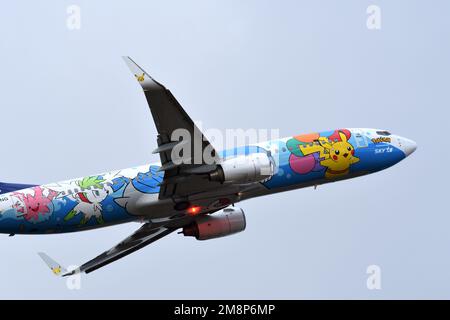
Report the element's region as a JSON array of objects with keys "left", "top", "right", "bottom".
[
  {"left": 182, "top": 207, "right": 246, "bottom": 240},
  {"left": 209, "top": 153, "right": 274, "bottom": 184}
]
